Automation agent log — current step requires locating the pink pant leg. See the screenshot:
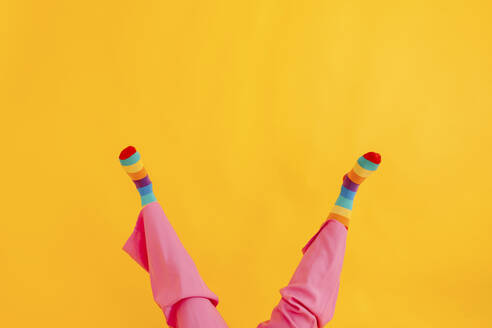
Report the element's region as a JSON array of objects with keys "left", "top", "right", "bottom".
[
  {"left": 257, "top": 219, "right": 348, "bottom": 328},
  {"left": 175, "top": 297, "right": 228, "bottom": 328},
  {"left": 123, "top": 202, "right": 228, "bottom": 328}
]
